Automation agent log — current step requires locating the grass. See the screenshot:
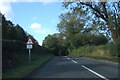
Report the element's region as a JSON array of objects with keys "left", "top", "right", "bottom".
[
  {"left": 87, "top": 55, "right": 118, "bottom": 63},
  {"left": 2, "top": 54, "right": 53, "bottom": 79},
  {"left": 69, "top": 53, "right": 118, "bottom": 63},
  {"left": 69, "top": 45, "right": 118, "bottom": 63}
]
